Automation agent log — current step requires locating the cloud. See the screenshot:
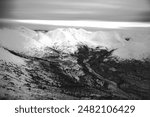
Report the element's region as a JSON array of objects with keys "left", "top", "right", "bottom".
[
  {"left": 0, "top": 0, "right": 13, "bottom": 18},
  {"left": 0, "top": 0, "right": 150, "bottom": 22}
]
